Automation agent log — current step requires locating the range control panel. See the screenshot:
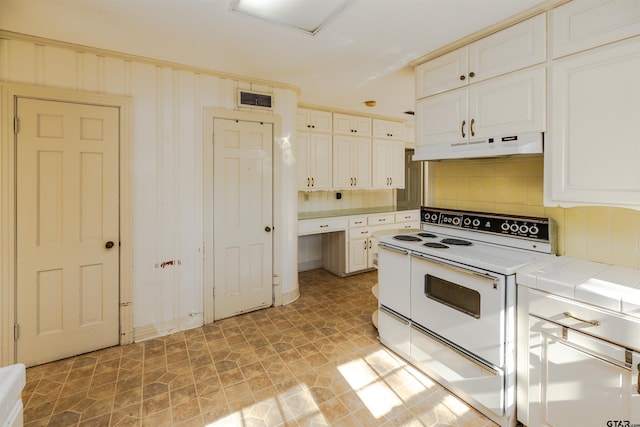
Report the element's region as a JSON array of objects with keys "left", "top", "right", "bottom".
[{"left": 421, "top": 207, "right": 552, "bottom": 241}]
